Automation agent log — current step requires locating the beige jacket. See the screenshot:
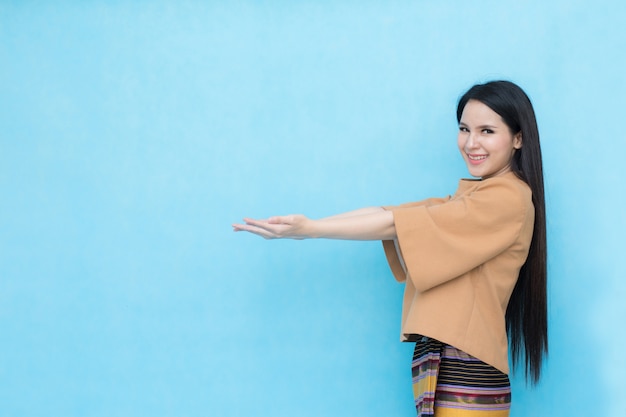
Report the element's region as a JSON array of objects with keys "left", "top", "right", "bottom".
[{"left": 382, "top": 172, "right": 534, "bottom": 374}]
